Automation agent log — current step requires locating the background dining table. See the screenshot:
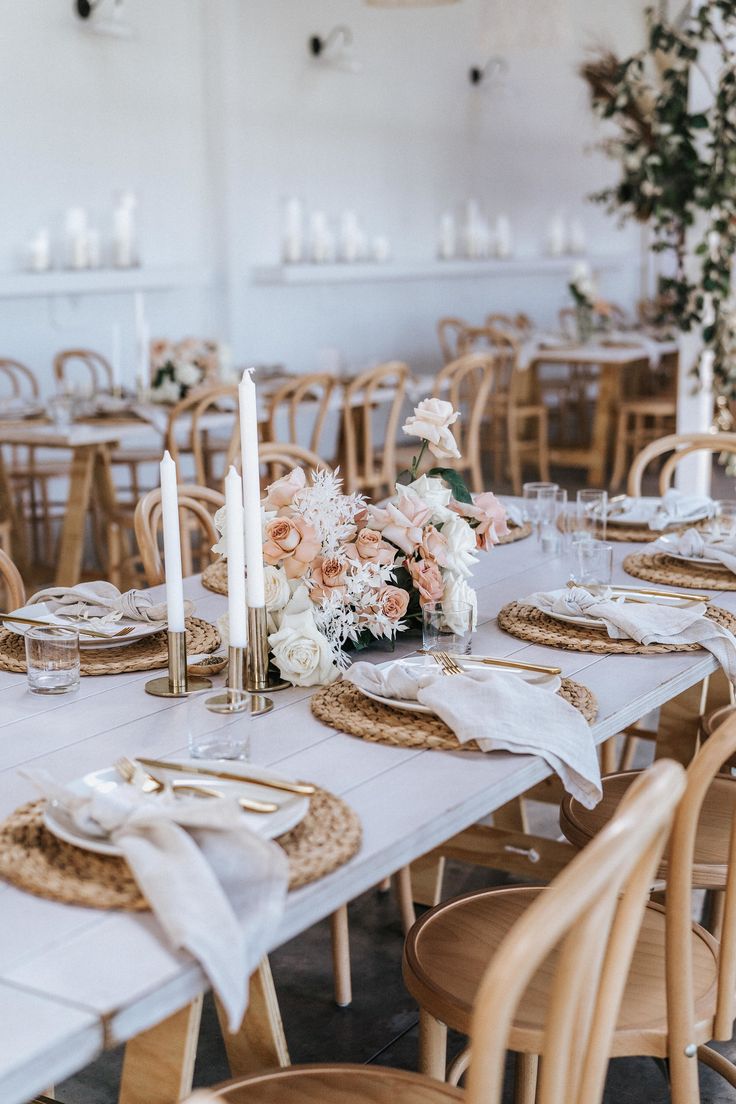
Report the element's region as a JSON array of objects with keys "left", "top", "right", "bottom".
[{"left": 0, "top": 502, "right": 727, "bottom": 1104}]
